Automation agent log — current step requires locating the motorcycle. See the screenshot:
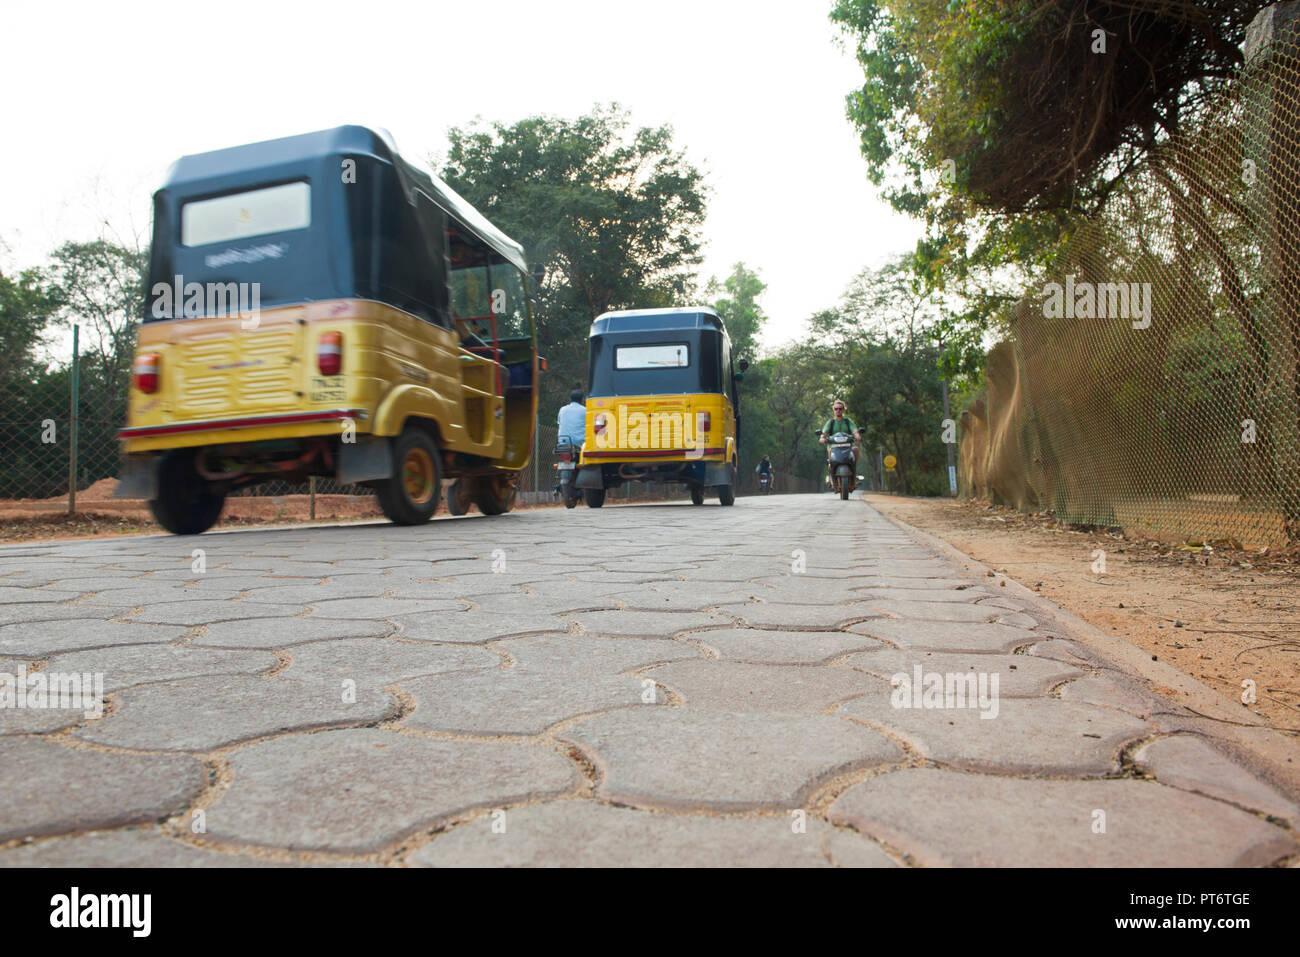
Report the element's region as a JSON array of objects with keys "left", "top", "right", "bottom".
[
  {"left": 817, "top": 429, "right": 859, "bottom": 500},
  {"left": 757, "top": 471, "right": 772, "bottom": 494},
  {"left": 554, "top": 439, "right": 583, "bottom": 508}
]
